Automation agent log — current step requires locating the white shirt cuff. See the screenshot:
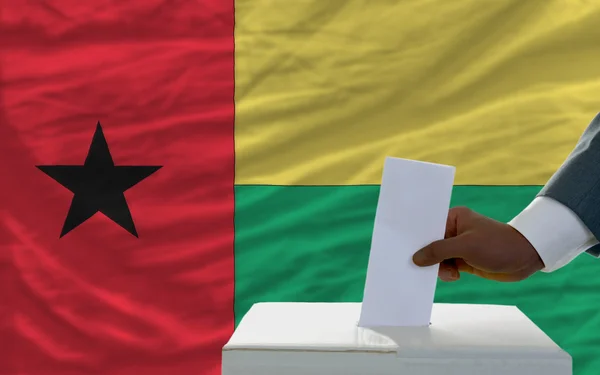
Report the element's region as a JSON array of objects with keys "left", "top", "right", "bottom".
[{"left": 508, "top": 196, "right": 599, "bottom": 273}]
